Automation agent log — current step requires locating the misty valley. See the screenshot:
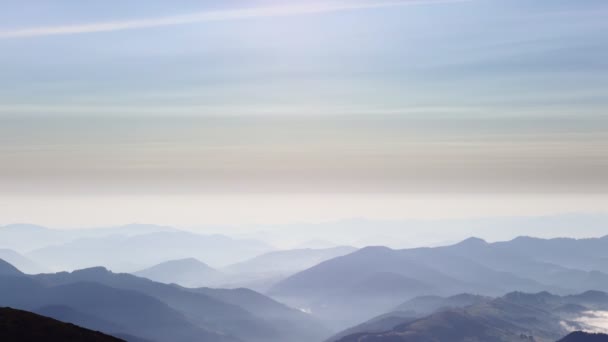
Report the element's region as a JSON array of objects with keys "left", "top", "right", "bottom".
[
  {"left": 2, "top": 223, "right": 608, "bottom": 342},
  {"left": 2, "top": 0, "right": 608, "bottom": 341}
]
